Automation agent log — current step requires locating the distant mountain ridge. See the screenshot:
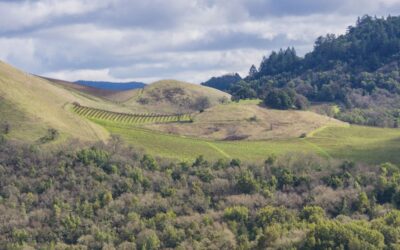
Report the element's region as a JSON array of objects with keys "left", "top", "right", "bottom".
[{"left": 75, "top": 80, "right": 146, "bottom": 91}]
